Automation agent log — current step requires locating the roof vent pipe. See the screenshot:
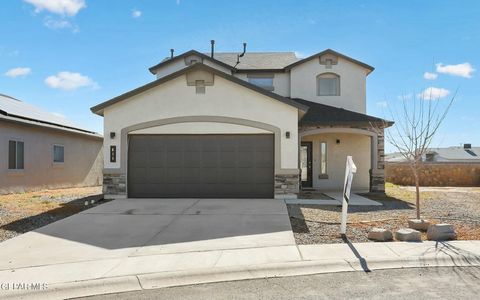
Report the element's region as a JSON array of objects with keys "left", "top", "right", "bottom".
[
  {"left": 235, "top": 42, "right": 247, "bottom": 66},
  {"left": 210, "top": 40, "right": 215, "bottom": 58},
  {"left": 170, "top": 49, "right": 174, "bottom": 58}
]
